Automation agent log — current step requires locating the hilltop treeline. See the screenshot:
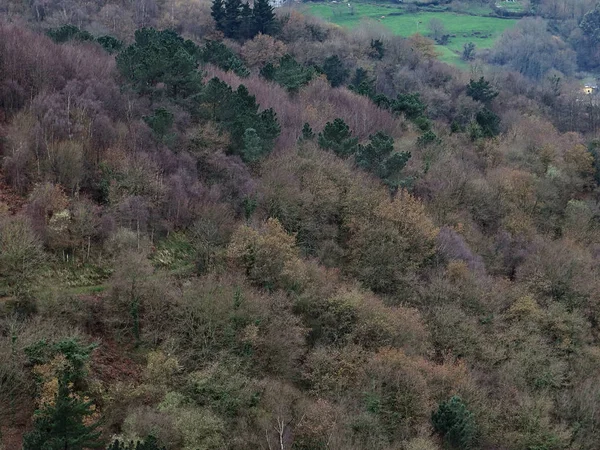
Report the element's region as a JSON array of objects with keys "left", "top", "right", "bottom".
[{"left": 2, "top": 2, "right": 600, "bottom": 450}]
